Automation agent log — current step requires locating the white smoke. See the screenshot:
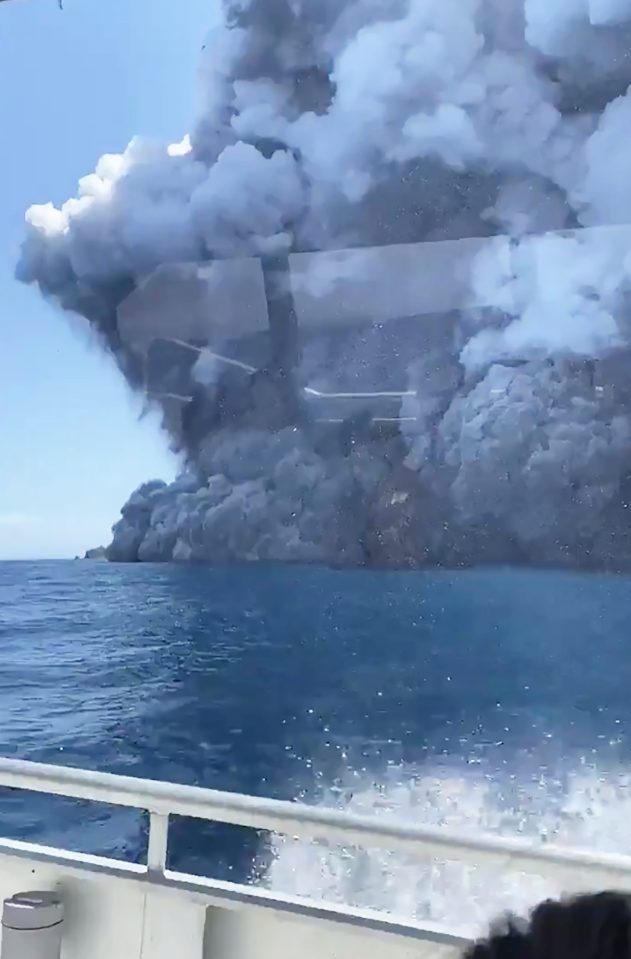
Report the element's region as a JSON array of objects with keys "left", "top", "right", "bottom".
[
  {"left": 462, "top": 230, "right": 627, "bottom": 372},
  {"left": 16, "top": 0, "right": 631, "bottom": 569},
  {"left": 16, "top": 0, "right": 587, "bottom": 291}
]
